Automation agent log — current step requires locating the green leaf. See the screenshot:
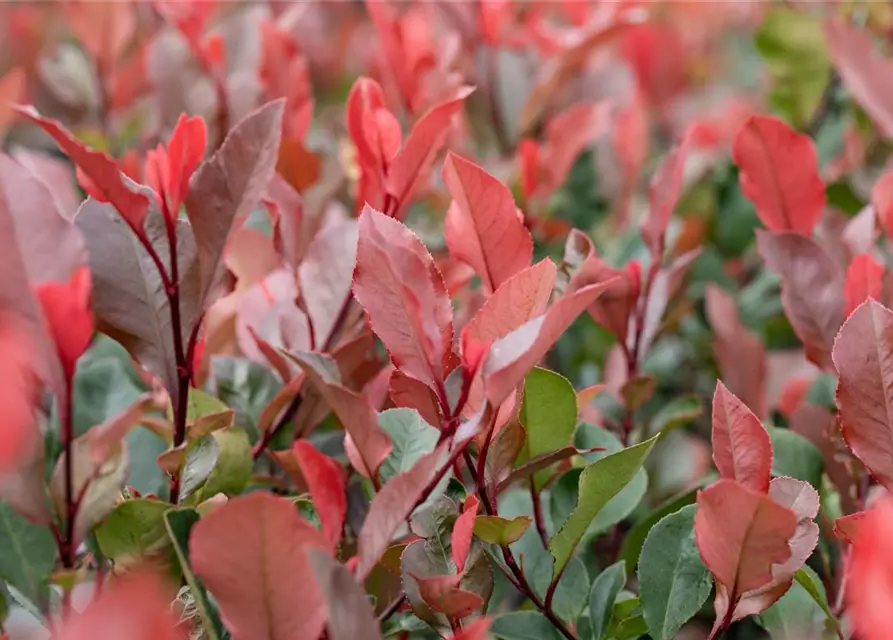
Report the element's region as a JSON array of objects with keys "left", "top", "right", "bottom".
[
  {"left": 549, "top": 435, "right": 658, "bottom": 579},
  {"left": 570, "top": 424, "right": 648, "bottom": 534},
  {"left": 589, "top": 561, "right": 627, "bottom": 640},
  {"left": 209, "top": 356, "right": 280, "bottom": 436},
  {"left": 0, "top": 501, "right": 55, "bottom": 610},
  {"left": 618, "top": 488, "right": 698, "bottom": 570},
  {"left": 164, "top": 509, "right": 224, "bottom": 640},
  {"left": 94, "top": 499, "right": 172, "bottom": 568},
  {"left": 473, "top": 515, "right": 532, "bottom": 546},
  {"left": 552, "top": 555, "right": 589, "bottom": 622},
  {"left": 195, "top": 427, "right": 252, "bottom": 501},
  {"left": 181, "top": 435, "right": 220, "bottom": 501},
  {"left": 768, "top": 426, "right": 823, "bottom": 488},
  {"left": 491, "top": 611, "right": 564, "bottom": 640},
  {"left": 758, "top": 566, "right": 827, "bottom": 640},
  {"left": 794, "top": 566, "right": 842, "bottom": 636},
  {"left": 519, "top": 368, "right": 578, "bottom": 489},
  {"left": 649, "top": 396, "right": 703, "bottom": 436},
  {"left": 638, "top": 505, "right": 712, "bottom": 640},
  {"left": 377, "top": 408, "right": 439, "bottom": 484}
]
